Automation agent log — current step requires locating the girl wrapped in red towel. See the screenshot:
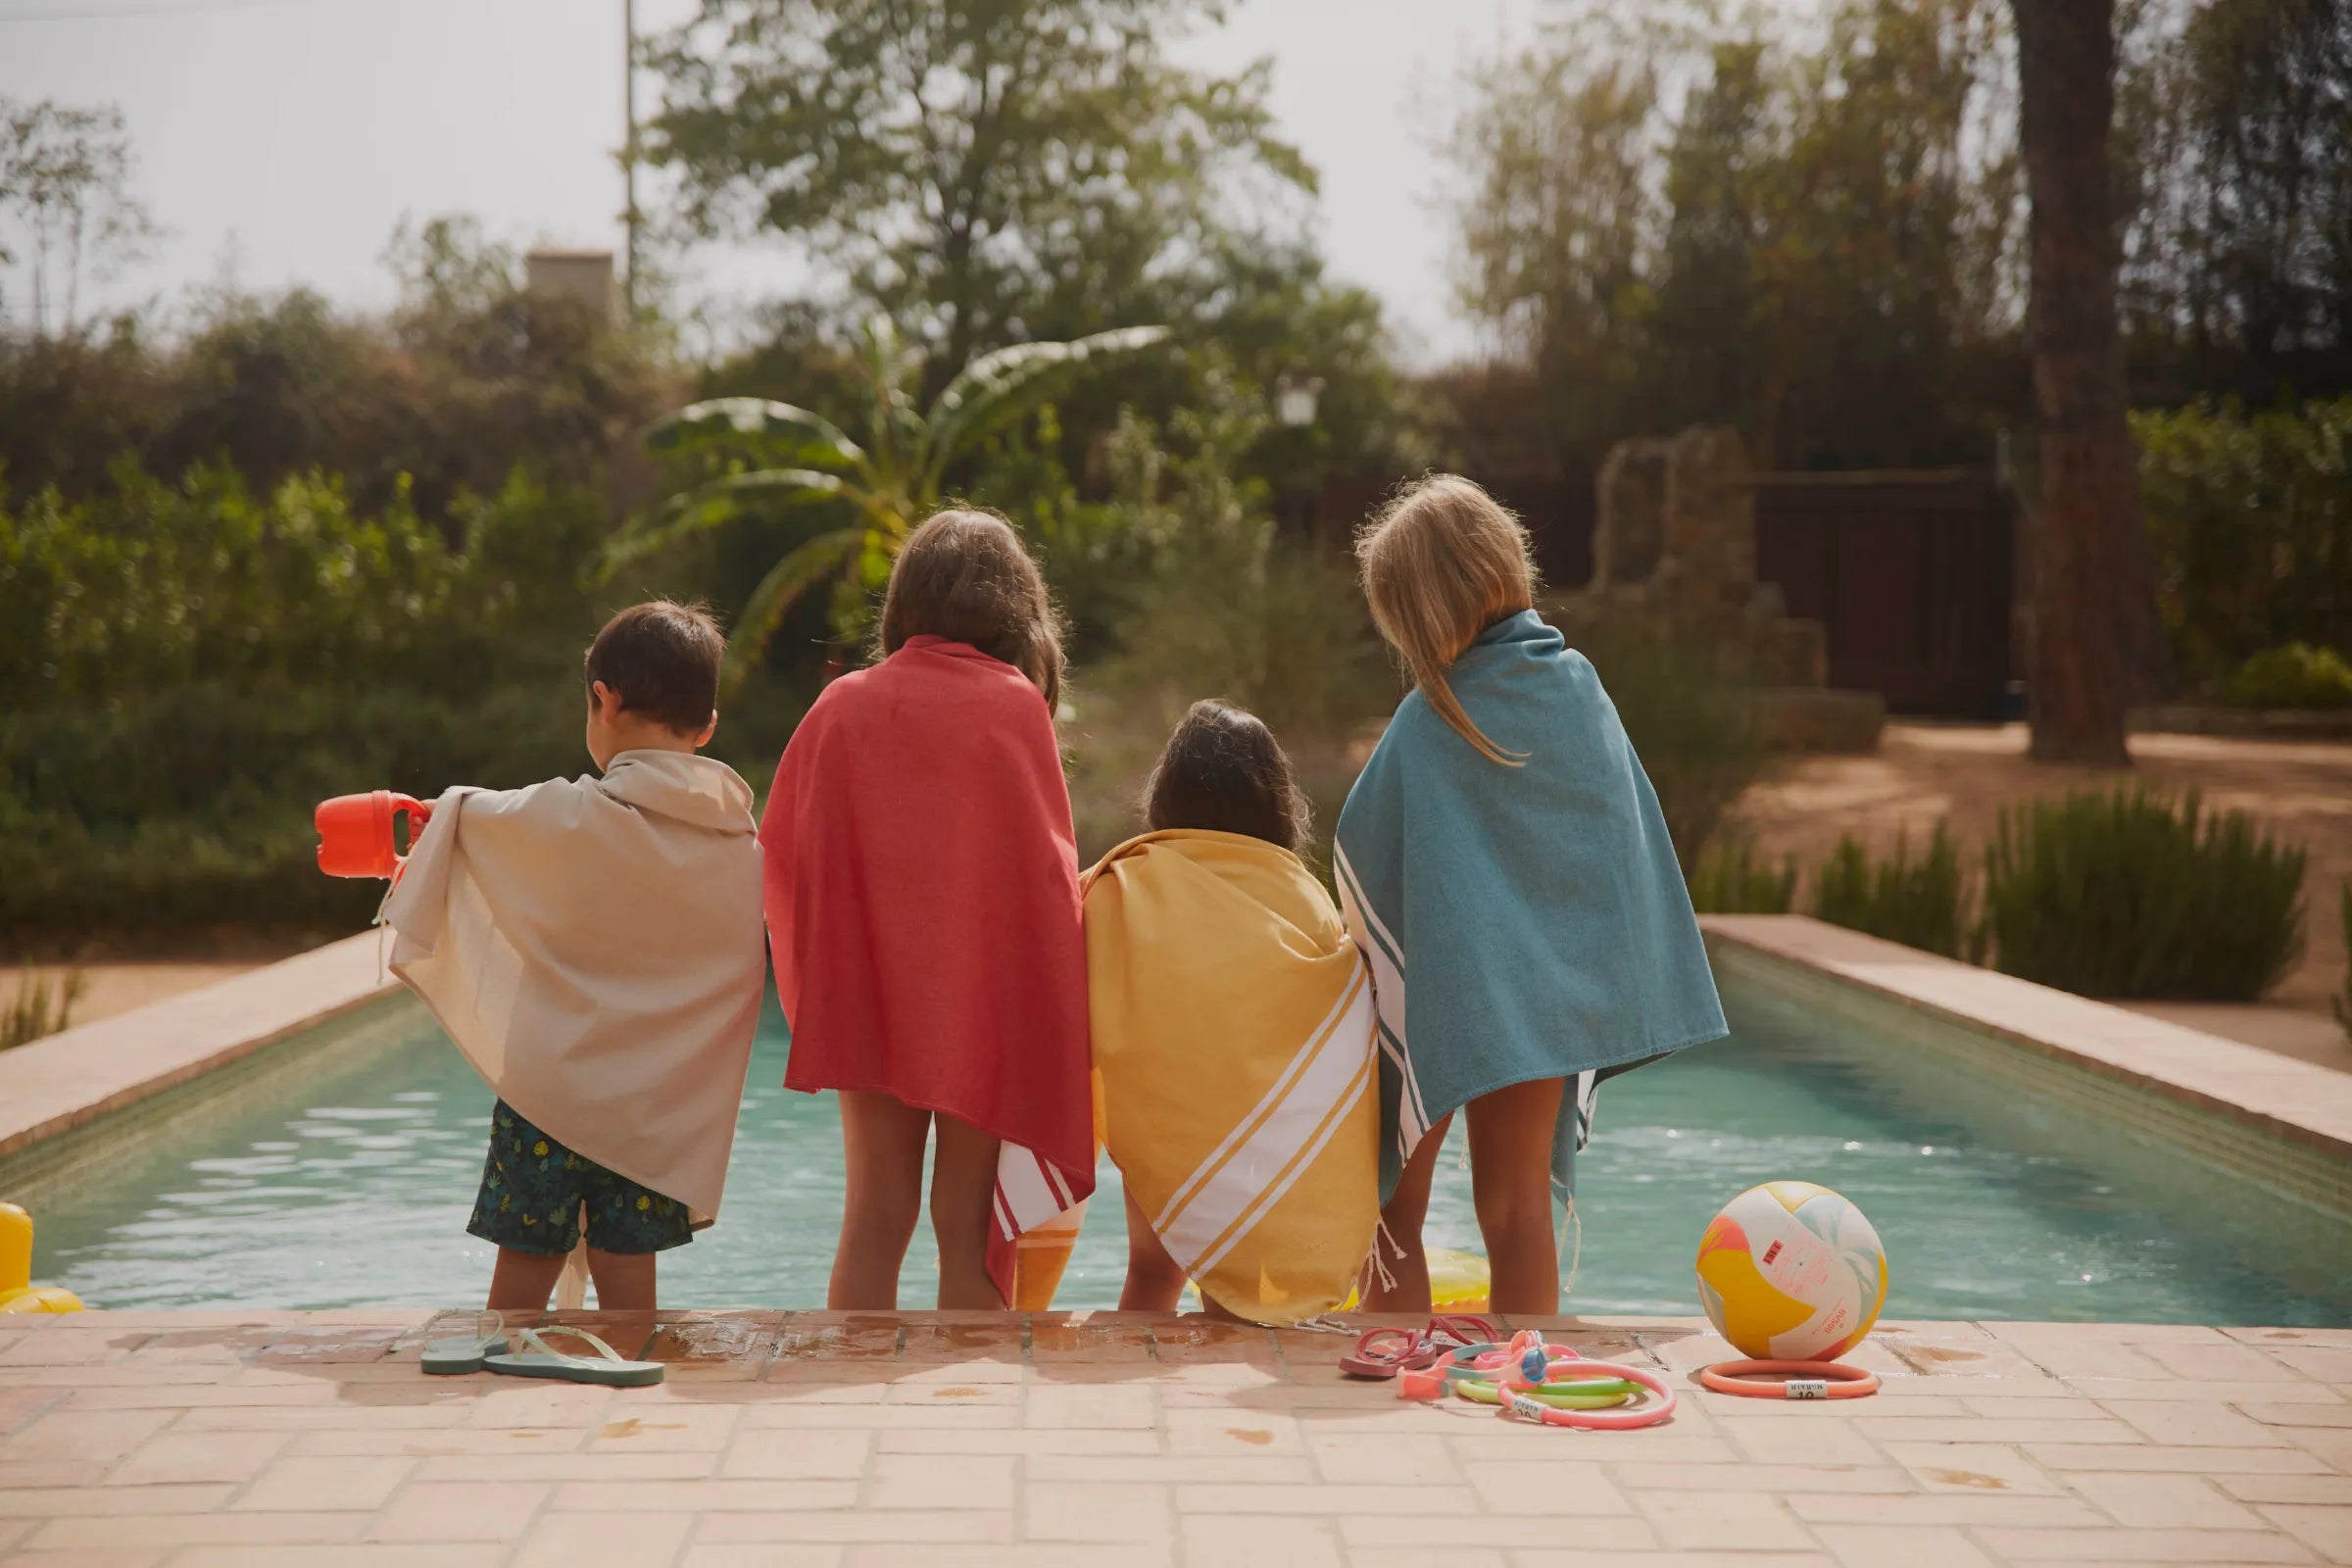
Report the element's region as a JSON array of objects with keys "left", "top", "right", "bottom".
[{"left": 760, "top": 511, "right": 1093, "bottom": 1309}]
